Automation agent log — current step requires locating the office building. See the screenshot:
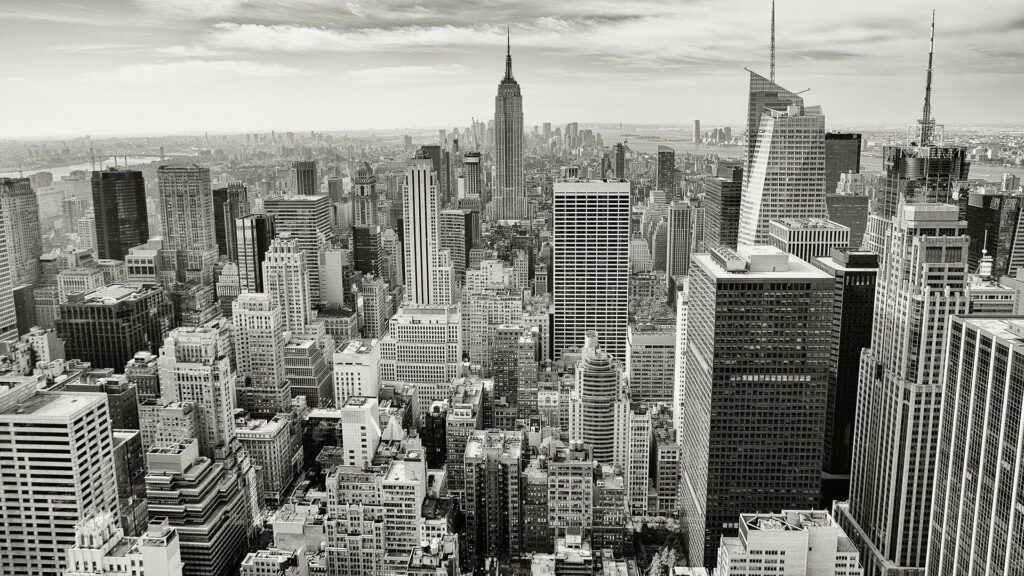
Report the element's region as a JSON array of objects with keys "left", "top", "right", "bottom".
[
  {"left": 109, "top": 429, "right": 148, "bottom": 536},
  {"left": 351, "top": 162, "right": 378, "bottom": 226},
  {"left": 693, "top": 120, "right": 701, "bottom": 144},
  {"left": 824, "top": 133, "right": 862, "bottom": 194},
  {"left": 738, "top": 75, "right": 828, "bottom": 247},
  {"left": 927, "top": 316, "right": 1024, "bottom": 575},
  {"left": 1, "top": 177, "right": 42, "bottom": 285},
  {"left": 682, "top": 246, "right": 832, "bottom": 568},
  {"left": 332, "top": 338, "right": 381, "bottom": 405},
  {"left": 157, "top": 165, "right": 218, "bottom": 287},
  {"left": 825, "top": 193, "right": 870, "bottom": 250},
  {"left": 965, "top": 190, "right": 1023, "bottom": 277},
  {"left": 64, "top": 514, "right": 184, "bottom": 576},
  {"left": 613, "top": 393, "right": 651, "bottom": 516},
  {"left": 568, "top": 332, "right": 621, "bottom": 464},
  {"left": 236, "top": 415, "right": 298, "bottom": 506},
  {"left": 666, "top": 200, "right": 693, "bottom": 278},
  {"left": 232, "top": 293, "right": 291, "bottom": 416},
  {"left": 235, "top": 213, "right": 275, "bottom": 293},
  {"left": 613, "top": 143, "right": 625, "bottom": 179},
  {"left": 144, "top": 441, "right": 250, "bottom": 576},
  {"left": 352, "top": 224, "right": 384, "bottom": 277},
  {"left": 261, "top": 236, "right": 312, "bottom": 333},
  {"left": 339, "top": 395, "right": 382, "bottom": 469},
  {"left": 293, "top": 159, "right": 318, "bottom": 196},
  {"left": 380, "top": 304, "right": 462, "bottom": 421},
  {"left": 657, "top": 145, "right": 676, "bottom": 196},
  {"left": 284, "top": 337, "right": 333, "bottom": 407},
  {"left": 553, "top": 175, "right": 630, "bottom": 361},
  {"left": 158, "top": 325, "right": 237, "bottom": 459},
  {"left": 91, "top": 168, "right": 150, "bottom": 261},
  {"left": 56, "top": 285, "right": 174, "bottom": 370},
  {"left": 445, "top": 378, "right": 484, "bottom": 498},
  {"left": 0, "top": 382, "right": 120, "bottom": 576},
  {"left": 715, "top": 511, "right": 863, "bottom": 575},
  {"left": 0, "top": 192, "right": 18, "bottom": 337},
  {"left": 403, "top": 160, "right": 454, "bottom": 305},
  {"left": 625, "top": 323, "right": 675, "bottom": 403},
  {"left": 439, "top": 208, "right": 480, "bottom": 285},
  {"left": 837, "top": 204, "right": 969, "bottom": 576},
  {"left": 768, "top": 218, "right": 850, "bottom": 263},
  {"left": 493, "top": 35, "right": 525, "bottom": 220},
  {"left": 359, "top": 274, "right": 390, "bottom": 339},
  {"left": 264, "top": 195, "right": 333, "bottom": 307},
  {"left": 138, "top": 400, "right": 199, "bottom": 453},
  {"left": 58, "top": 266, "right": 106, "bottom": 302},
  {"left": 490, "top": 324, "right": 538, "bottom": 423},
  {"left": 704, "top": 166, "right": 743, "bottom": 251},
  {"left": 212, "top": 183, "right": 248, "bottom": 258},
  {"left": 463, "top": 429, "right": 525, "bottom": 565},
  {"left": 812, "top": 250, "right": 878, "bottom": 506}
]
